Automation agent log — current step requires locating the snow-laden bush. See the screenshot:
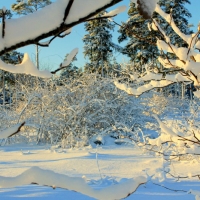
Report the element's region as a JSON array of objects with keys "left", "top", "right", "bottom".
[
  {"left": 144, "top": 98, "right": 200, "bottom": 158},
  {"left": 1, "top": 73, "right": 153, "bottom": 147}
]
